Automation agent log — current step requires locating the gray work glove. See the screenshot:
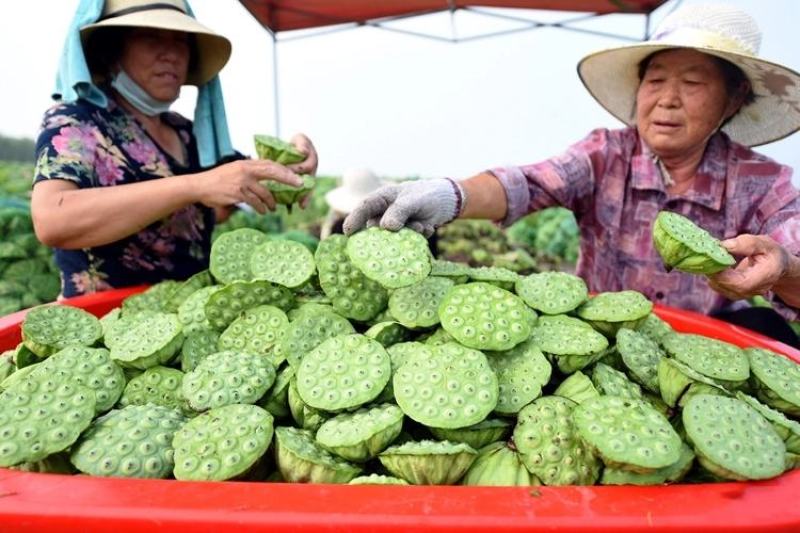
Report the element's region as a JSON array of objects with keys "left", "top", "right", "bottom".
[{"left": 343, "top": 178, "right": 464, "bottom": 237}]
